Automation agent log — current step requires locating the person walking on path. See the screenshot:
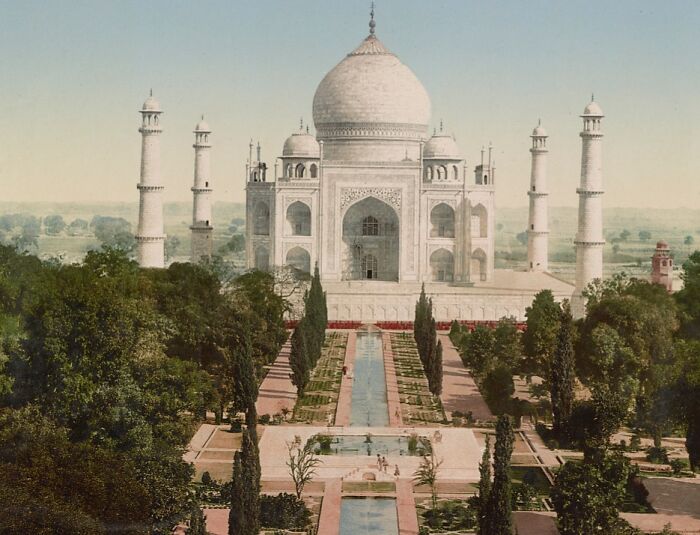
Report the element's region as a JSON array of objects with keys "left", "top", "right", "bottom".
[
  {"left": 376, "top": 454, "right": 382, "bottom": 470},
  {"left": 394, "top": 464, "right": 400, "bottom": 478},
  {"left": 382, "top": 456, "right": 388, "bottom": 473}
]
